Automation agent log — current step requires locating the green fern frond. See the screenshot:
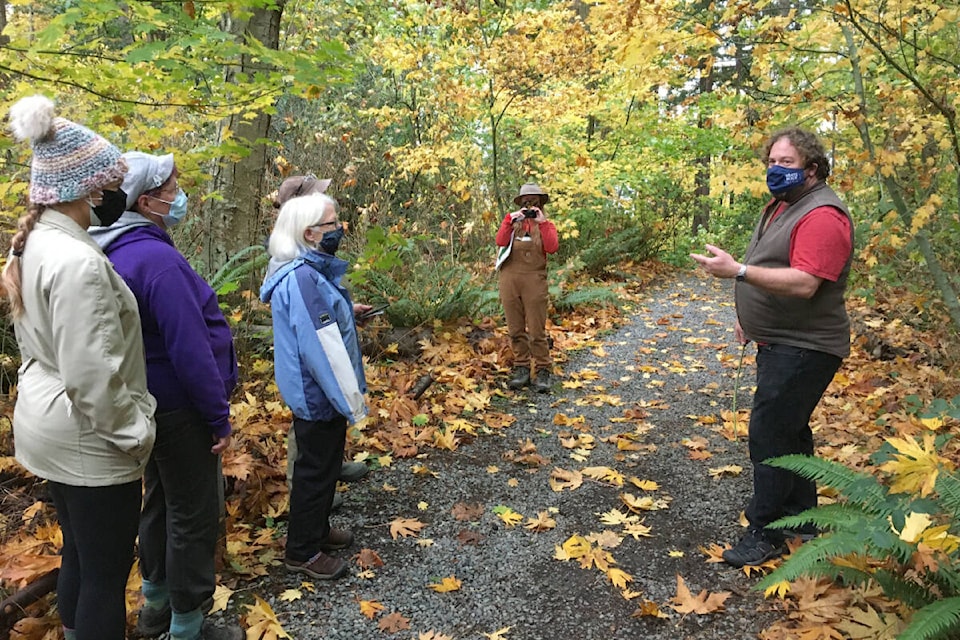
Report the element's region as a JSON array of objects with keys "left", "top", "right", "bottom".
[
  {"left": 208, "top": 244, "right": 268, "bottom": 293},
  {"left": 767, "top": 454, "right": 889, "bottom": 512},
  {"left": 897, "top": 596, "right": 960, "bottom": 640},
  {"left": 771, "top": 503, "right": 876, "bottom": 532},
  {"left": 873, "top": 569, "right": 942, "bottom": 610},
  {"left": 935, "top": 471, "right": 960, "bottom": 521},
  {"left": 755, "top": 531, "right": 872, "bottom": 589}
]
